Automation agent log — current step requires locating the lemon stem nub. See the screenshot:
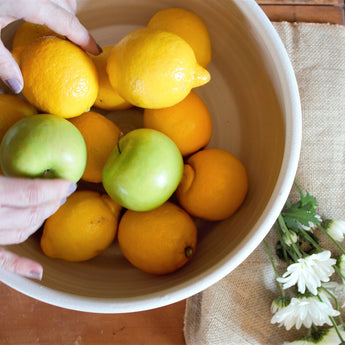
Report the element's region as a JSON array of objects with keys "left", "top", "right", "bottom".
[{"left": 185, "top": 246, "right": 193, "bottom": 258}]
